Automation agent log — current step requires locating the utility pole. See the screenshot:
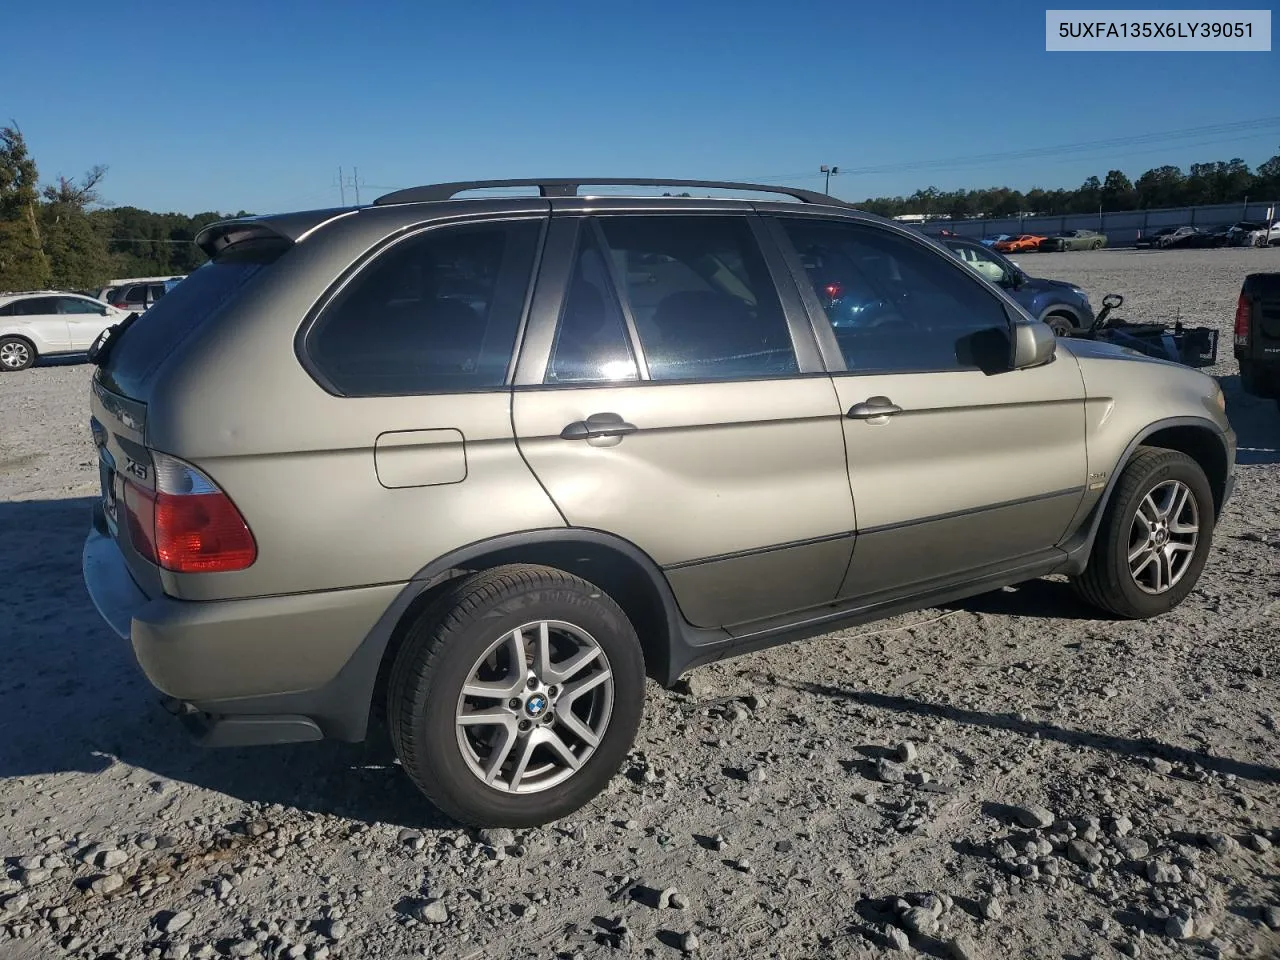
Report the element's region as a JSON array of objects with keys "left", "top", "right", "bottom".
[
  {"left": 338, "top": 166, "right": 345, "bottom": 207},
  {"left": 820, "top": 164, "right": 839, "bottom": 194},
  {"left": 353, "top": 167, "right": 360, "bottom": 206}
]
